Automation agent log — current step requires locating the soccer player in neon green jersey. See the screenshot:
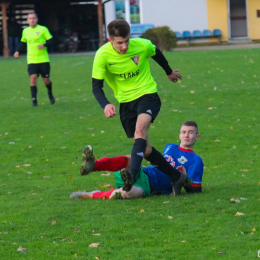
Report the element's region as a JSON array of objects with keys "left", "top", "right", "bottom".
[
  {"left": 14, "top": 13, "right": 55, "bottom": 107},
  {"left": 89, "top": 19, "right": 188, "bottom": 194}
]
